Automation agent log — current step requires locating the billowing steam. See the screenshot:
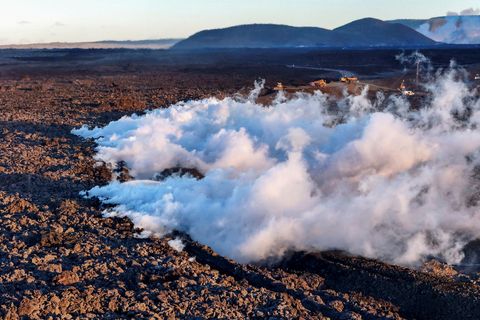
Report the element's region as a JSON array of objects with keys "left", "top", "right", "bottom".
[
  {"left": 396, "top": 51, "right": 430, "bottom": 65},
  {"left": 74, "top": 65, "right": 480, "bottom": 265},
  {"left": 396, "top": 51, "right": 432, "bottom": 78}
]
